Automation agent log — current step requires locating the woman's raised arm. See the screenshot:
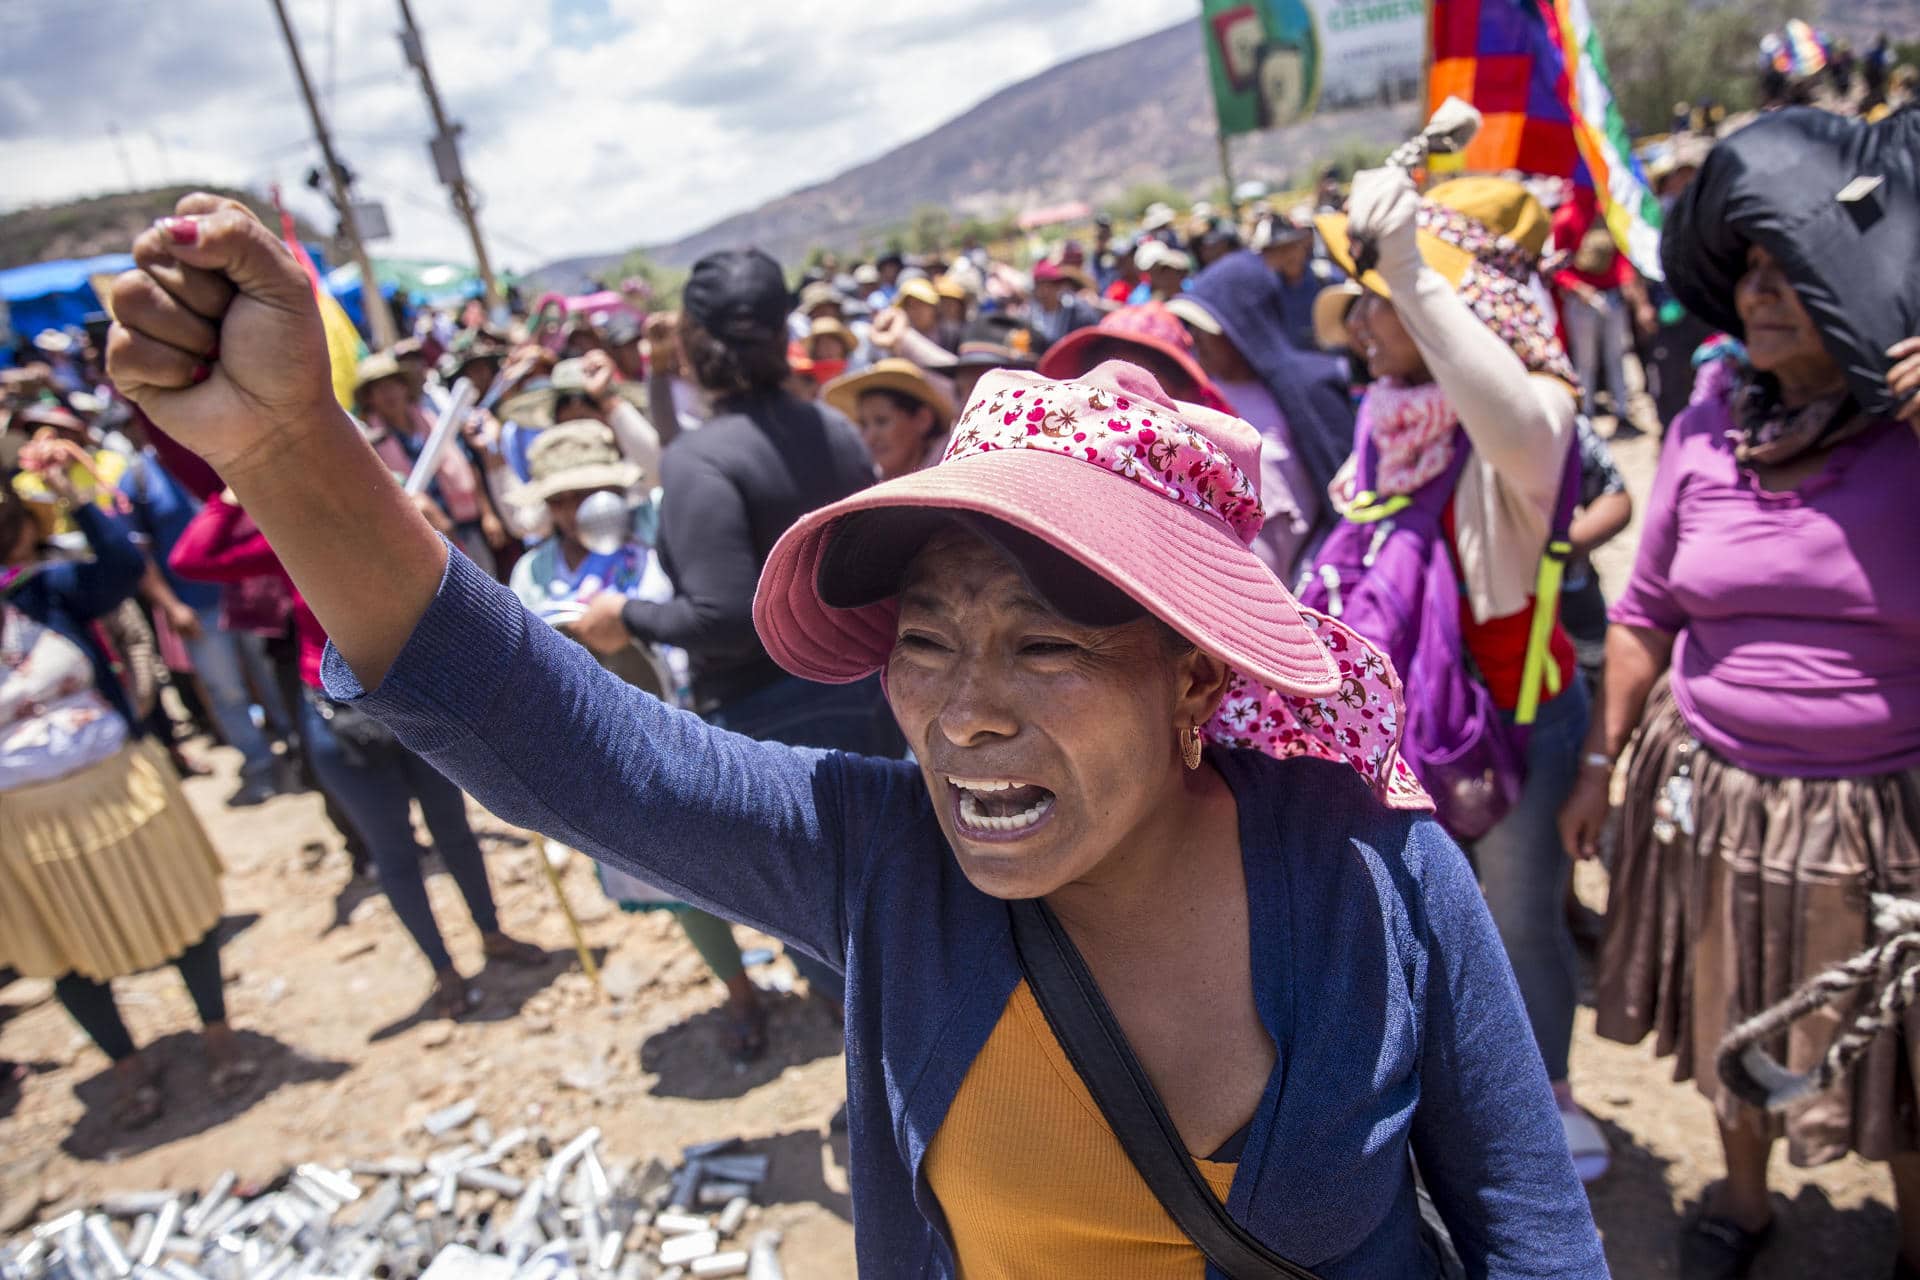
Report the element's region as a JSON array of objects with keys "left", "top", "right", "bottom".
[{"left": 106, "top": 194, "right": 444, "bottom": 688}]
